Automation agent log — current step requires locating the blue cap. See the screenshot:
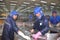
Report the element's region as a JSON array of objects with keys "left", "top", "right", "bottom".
[
  {"left": 52, "top": 11, "right": 57, "bottom": 14},
  {"left": 34, "top": 6, "right": 44, "bottom": 16},
  {"left": 10, "top": 10, "right": 18, "bottom": 17}
]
